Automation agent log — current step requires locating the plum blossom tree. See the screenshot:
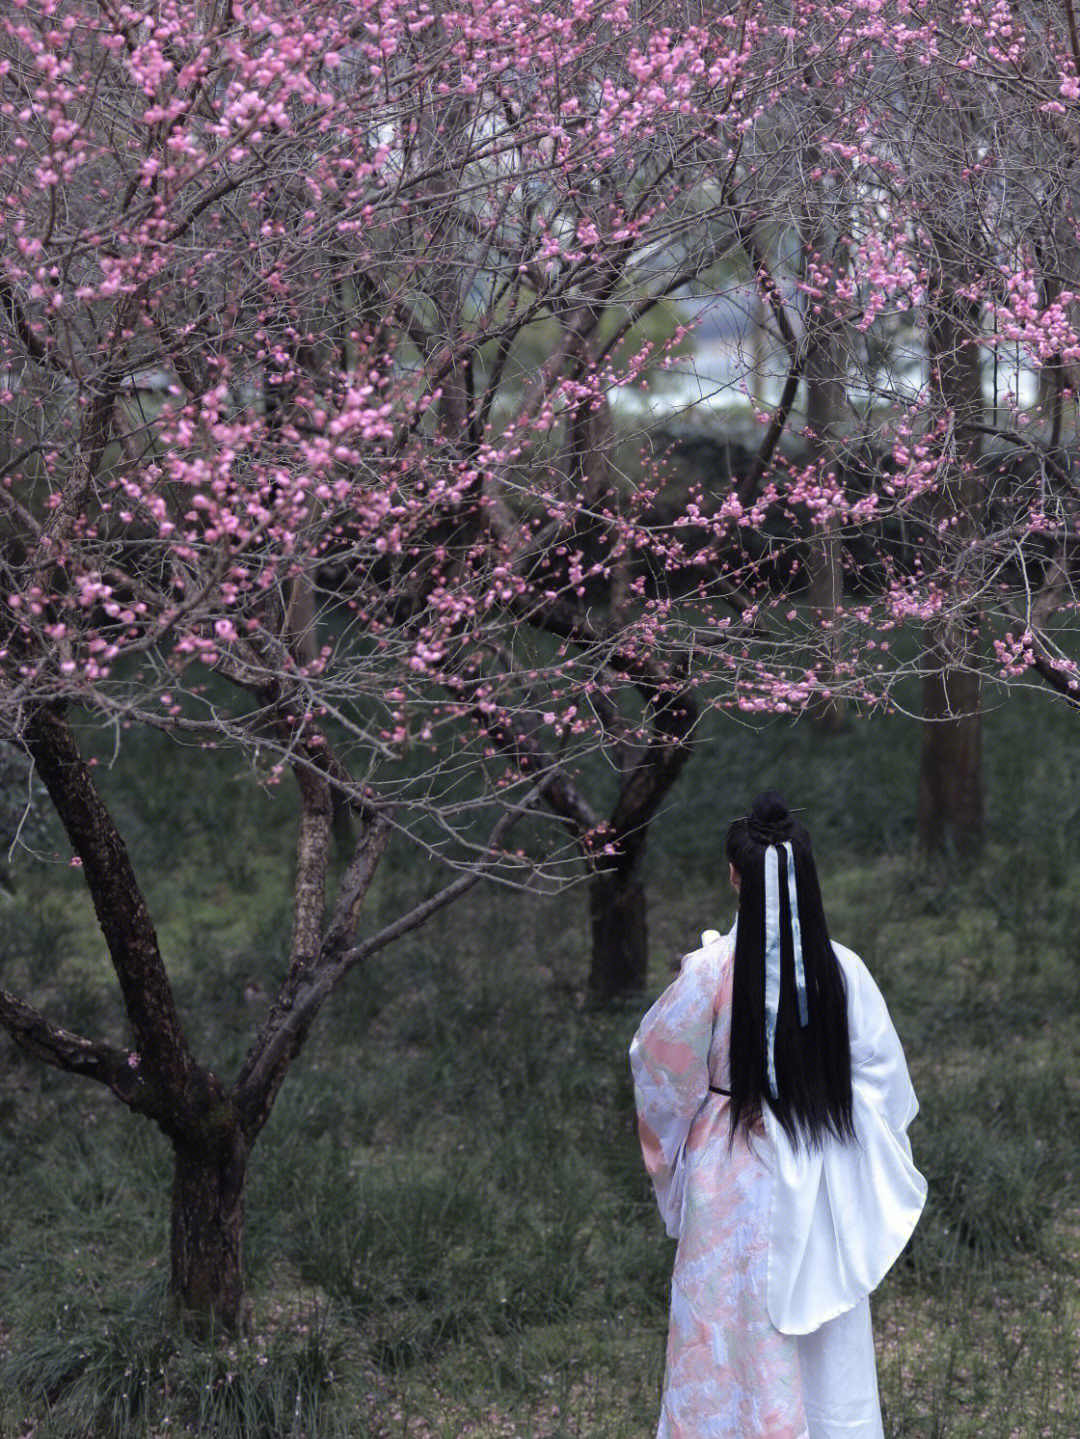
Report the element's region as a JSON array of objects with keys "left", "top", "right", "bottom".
[
  {"left": 6, "top": 0, "right": 1080, "bottom": 1328},
  {"left": 0, "top": 0, "right": 825, "bottom": 1326}
]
